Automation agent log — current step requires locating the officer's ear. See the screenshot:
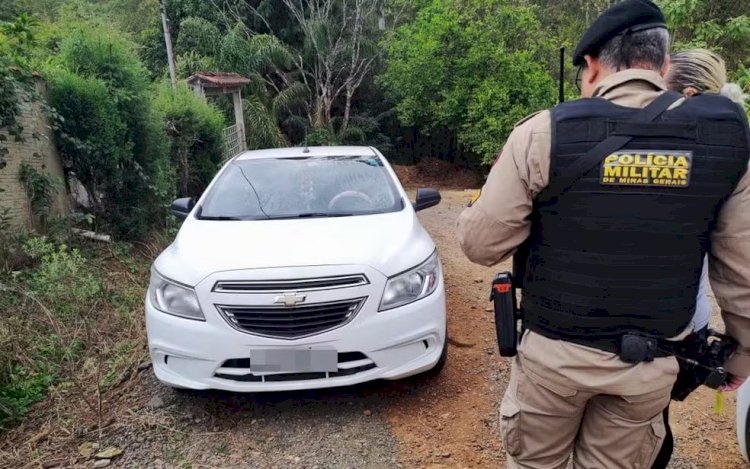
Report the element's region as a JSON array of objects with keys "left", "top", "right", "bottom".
[
  {"left": 659, "top": 55, "right": 670, "bottom": 78},
  {"left": 582, "top": 55, "right": 602, "bottom": 97},
  {"left": 682, "top": 86, "right": 699, "bottom": 97}
]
